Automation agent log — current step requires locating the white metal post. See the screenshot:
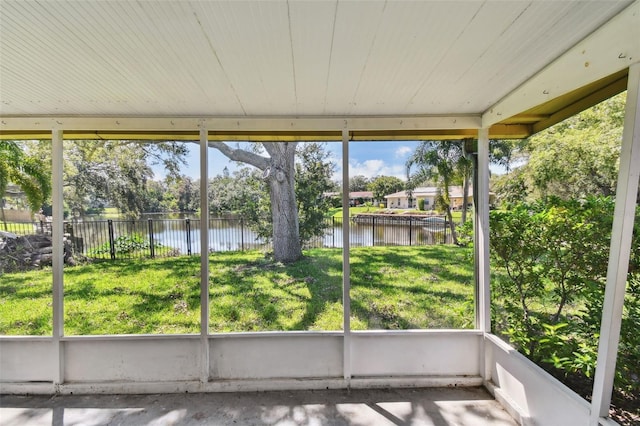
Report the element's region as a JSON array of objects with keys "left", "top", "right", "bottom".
[
  {"left": 52, "top": 129, "right": 64, "bottom": 385},
  {"left": 342, "top": 129, "right": 351, "bottom": 381},
  {"left": 477, "top": 128, "right": 492, "bottom": 382},
  {"left": 477, "top": 129, "right": 491, "bottom": 334},
  {"left": 199, "top": 125, "right": 210, "bottom": 383},
  {"left": 590, "top": 63, "right": 640, "bottom": 425}
]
